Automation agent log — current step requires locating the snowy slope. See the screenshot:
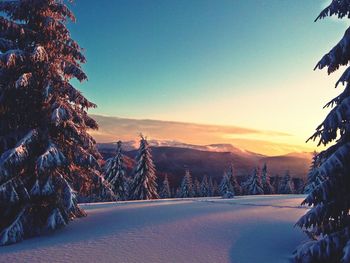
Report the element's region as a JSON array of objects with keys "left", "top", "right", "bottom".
[{"left": 0, "top": 196, "right": 308, "bottom": 263}]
